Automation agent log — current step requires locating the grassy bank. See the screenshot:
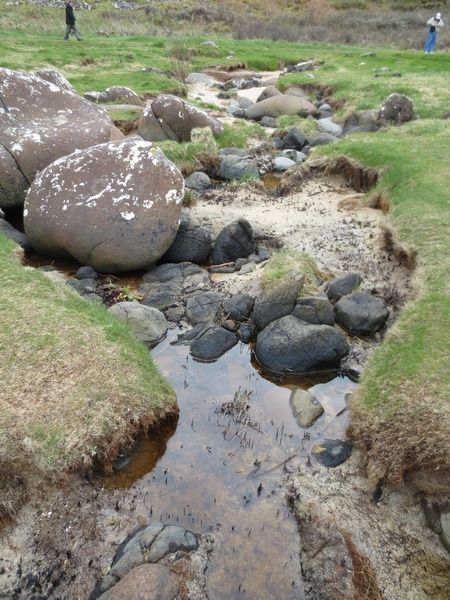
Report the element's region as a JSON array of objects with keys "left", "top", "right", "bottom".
[{"left": 0, "top": 238, "right": 176, "bottom": 515}]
